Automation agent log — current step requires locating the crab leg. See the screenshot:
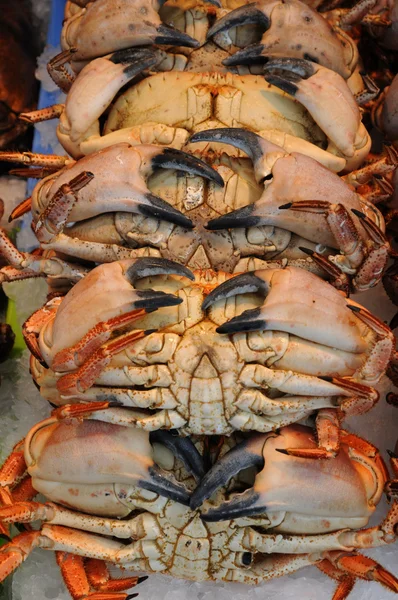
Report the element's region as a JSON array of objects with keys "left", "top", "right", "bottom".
[
  {"left": 278, "top": 201, "right": 389, "bottom": 290},
  {"left": 57, "top": 552, "right": 143, "bottom": 600},
  {"left": 19, "top": 104, "right": 64, "bottom": 124},
  {"left": 47, "top": 49, "right": 77, "bottom": 93},
  {"left": 0, "top": 230, "right": 90, "bottom": 283},
  {"left": 346, "top": 304, "right": 395, "bottom": 384},
  {"left": 9, "top": 197, "right": 32, "bottom": 221},
  {"left": 34, "top": 171, "right": 94, "bottom": 243}
]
